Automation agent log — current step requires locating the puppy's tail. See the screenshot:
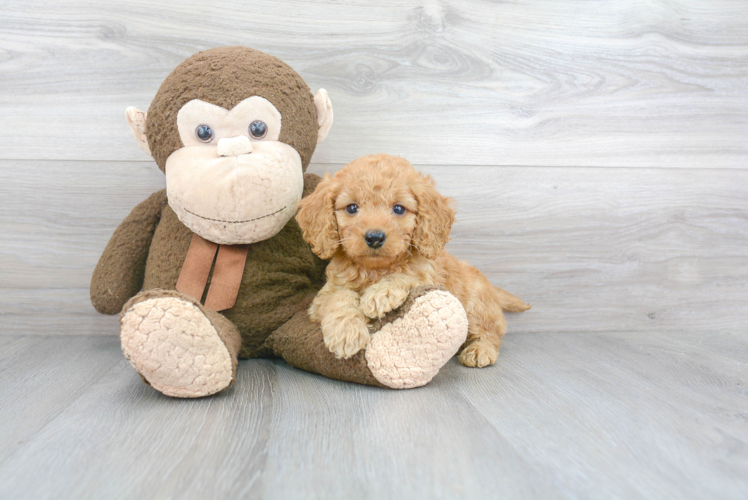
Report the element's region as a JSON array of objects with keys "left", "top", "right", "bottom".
[{"left": 495, "top": 288, "right": 531, "bottom": 313}]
